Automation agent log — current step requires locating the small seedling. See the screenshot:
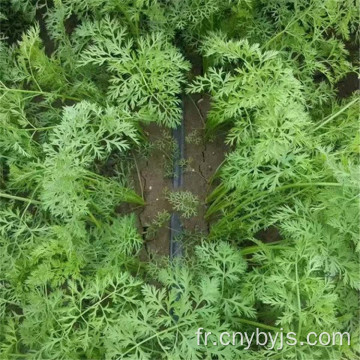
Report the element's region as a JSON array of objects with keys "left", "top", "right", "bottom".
[
  {"left": 165, "top": 190, "right": 199, "bottom": 219},
  {"left": 145, "top": 210, "right": 171, "bottom": 240},
  {"left": 185, "top": 129, "right": 201, "bottom": 145}
]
